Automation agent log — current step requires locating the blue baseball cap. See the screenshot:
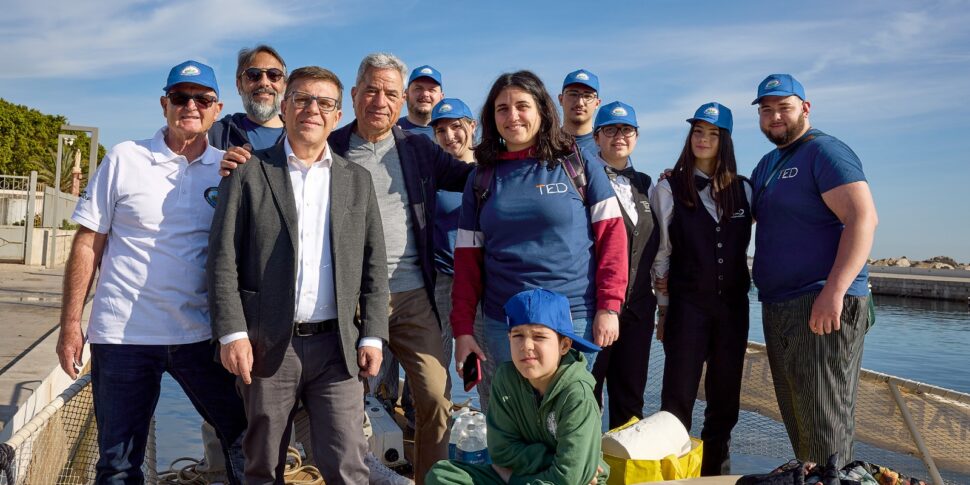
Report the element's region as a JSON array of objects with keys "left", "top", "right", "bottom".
[
  {"left": 408, "top": 65, "right": 442, "bottom": 87},
  {"left": 431, "top": 98, "right": 474, "bottom": 125},
  {"left": 595, "top": 101, "right": 638, "bottom": 130},
  {"left": 687, "top": 102, "right": 733, "bottom": 134},
  {"left": 562, "top": 69, "right": 599, "bottom": 92},
  {"left": 752, "top": 74, "right": 805, "bottom": 105},
  {"left": 163, "top": 60, "right": 219, "bottom": 97},
  {"left": 504, "top": 289, "right": 601, "bottom": 353}
]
